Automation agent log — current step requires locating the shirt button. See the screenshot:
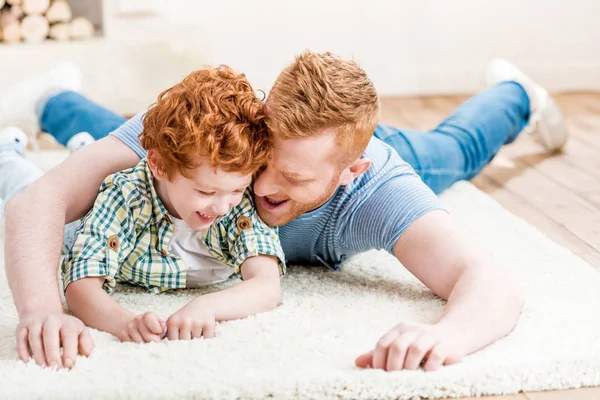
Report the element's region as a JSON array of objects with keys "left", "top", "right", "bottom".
[
  {"left": 163, "top": 215, "right": 171, "bottom": 223},
  {"left": 160, "top": 249, "right": 168, "bottom": 256}
]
